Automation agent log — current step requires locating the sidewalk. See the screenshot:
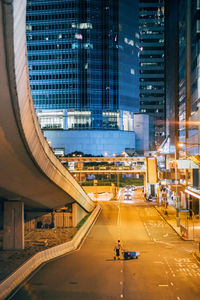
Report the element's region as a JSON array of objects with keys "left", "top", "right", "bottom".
[
  {"left": 155, "top": 204, "right": 200, "bottom": 241},
  {"left": 155, "top": 204, "right": 200, "bottom": 263}
]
